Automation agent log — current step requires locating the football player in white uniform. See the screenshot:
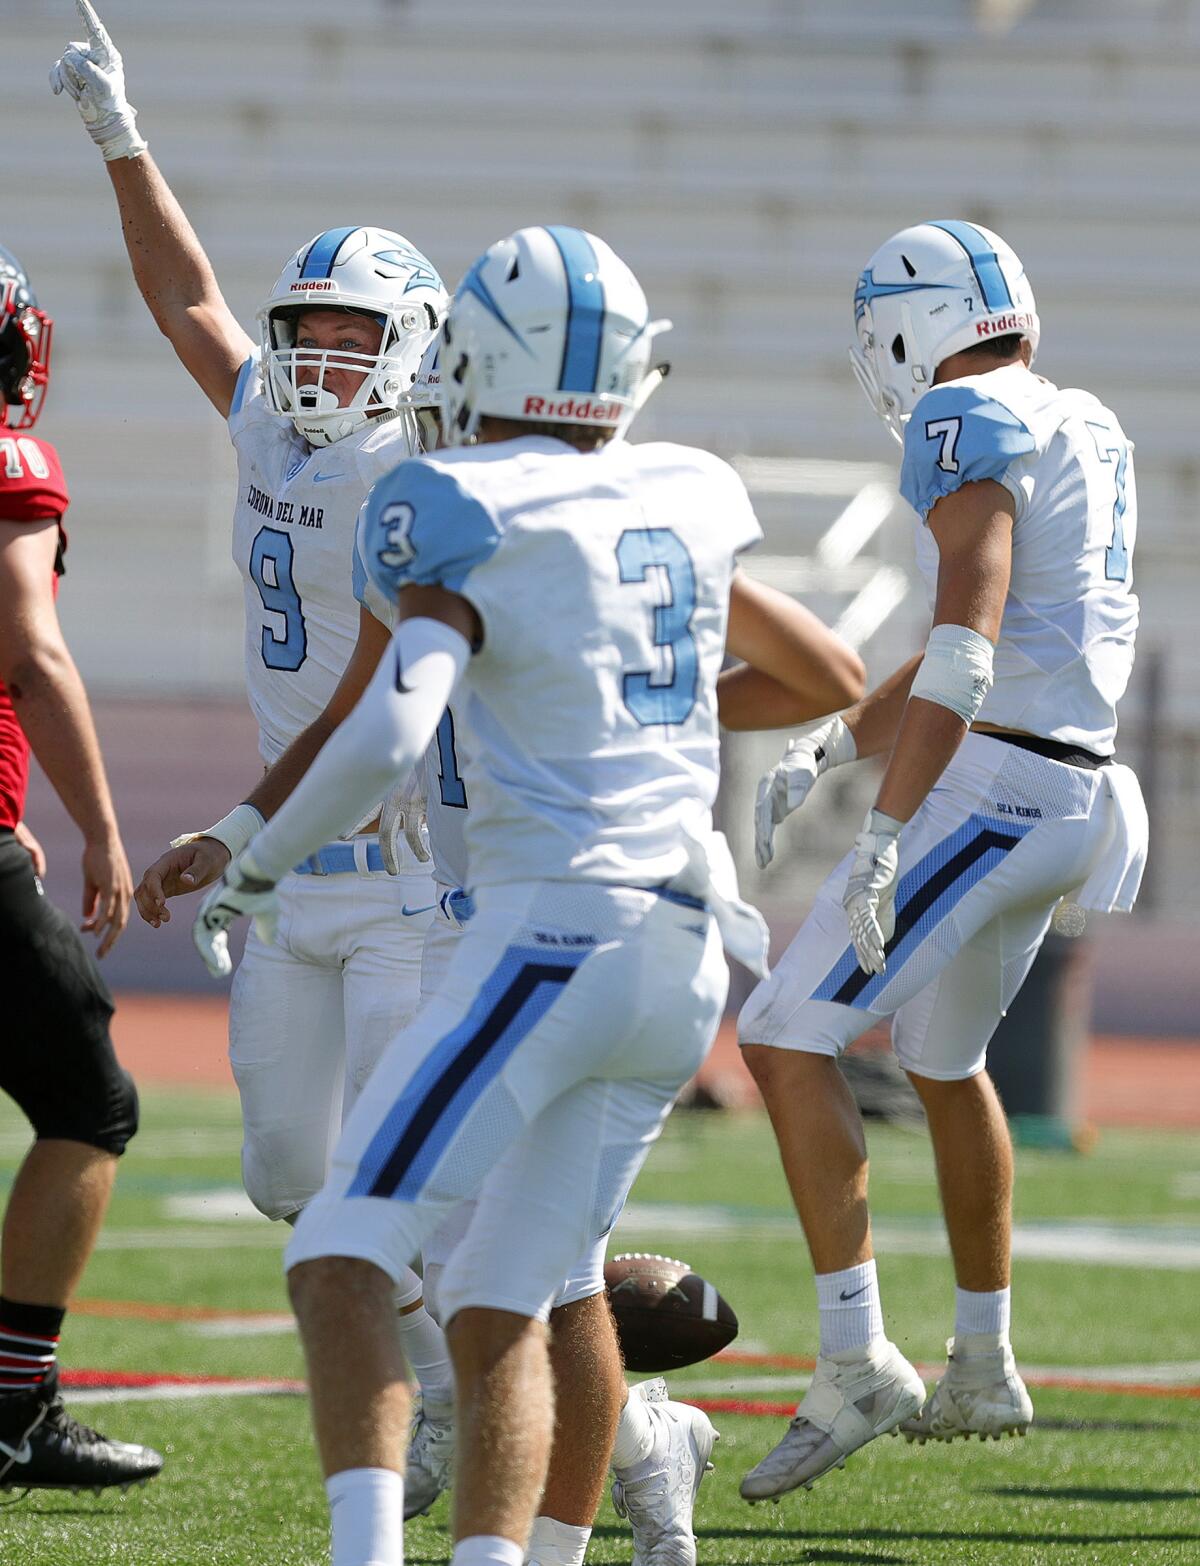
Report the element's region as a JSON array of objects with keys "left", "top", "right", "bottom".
[
  {"left": 185, "top": 224, "right": 861, "bottom": 1566},
  {"left": 737, "top": 221, "right": 1148, "bottom": 1502},
  {"left": 51, "top": 3, "right": 458, "bottom": 1496},
  {"left": 143, "top": 339, "right": 862, "bottom": 1566}
]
